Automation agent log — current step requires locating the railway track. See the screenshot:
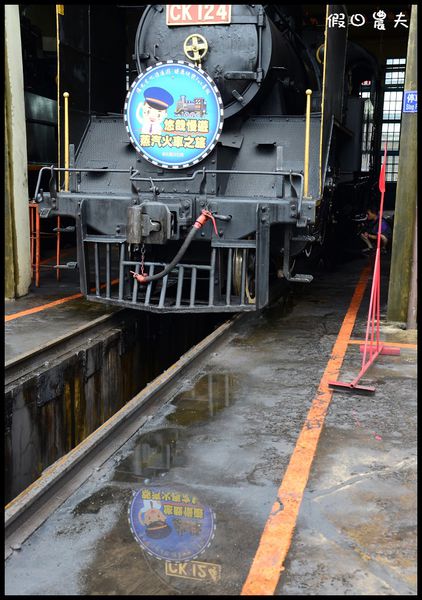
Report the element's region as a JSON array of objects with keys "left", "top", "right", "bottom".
[{"left": 5, "top": 314, "right": 241, "bottom": 559}]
